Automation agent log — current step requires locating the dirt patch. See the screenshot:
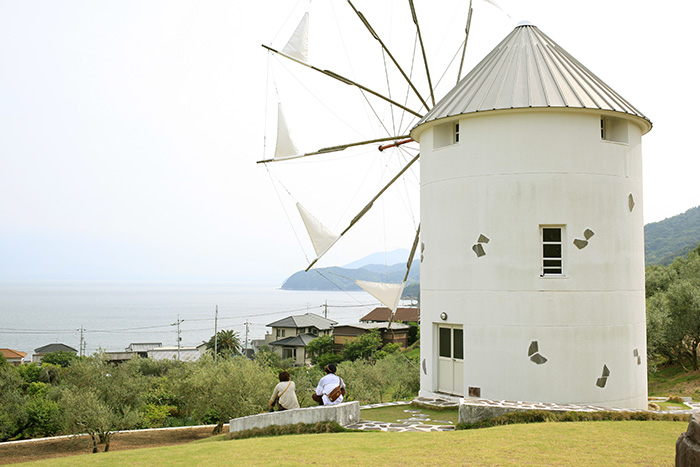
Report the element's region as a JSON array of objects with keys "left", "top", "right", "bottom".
[{"left": 0, "top": 425, "right": 227, "bottom": 465}]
